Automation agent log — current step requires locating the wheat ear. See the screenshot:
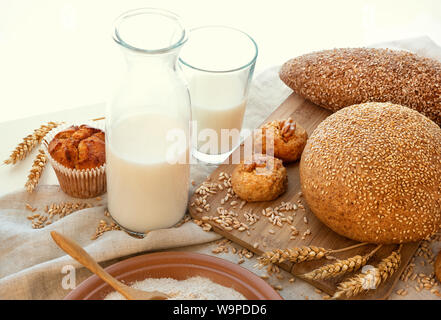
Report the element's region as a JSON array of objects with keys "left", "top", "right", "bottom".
[
  {"left": 25, "top": 149, "right": 47, "bottom": 193},
  {"left": 258, "top": 242, "right": 368, "bottom": 266},
  {"left": 332, "top": 245, "right": 402, "bottom": 299},
  {"left": 4, "top": 121, "right": 60, "bottom": 165},
  {"left": 258, "top": 246, "right": 328, "bottom": 266},
  {"left": 301, "top": 245, "right": 382, "bottom": 280}
]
